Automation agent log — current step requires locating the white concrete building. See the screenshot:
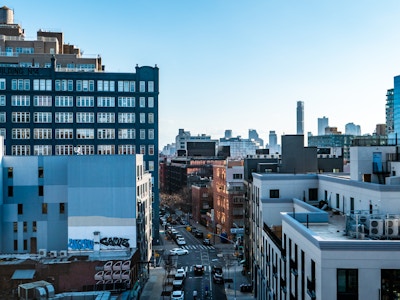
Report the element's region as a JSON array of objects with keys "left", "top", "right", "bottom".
[{"left": 250, "top": 145, "right": 400, "bottom": 300}]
